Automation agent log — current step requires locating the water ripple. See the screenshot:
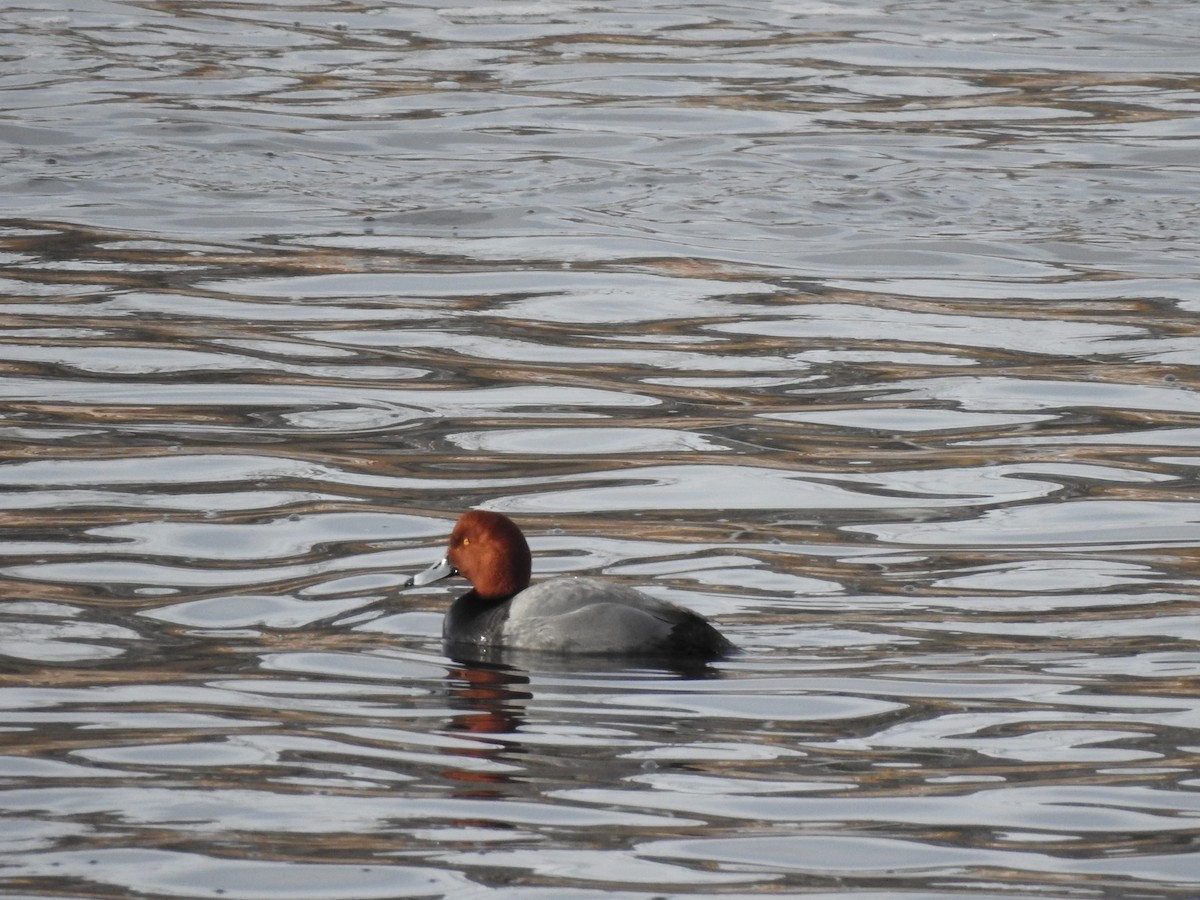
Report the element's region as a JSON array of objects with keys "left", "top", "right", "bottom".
[{"left": 2, "top": 0, "right": 1200, "bottom": 896}]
